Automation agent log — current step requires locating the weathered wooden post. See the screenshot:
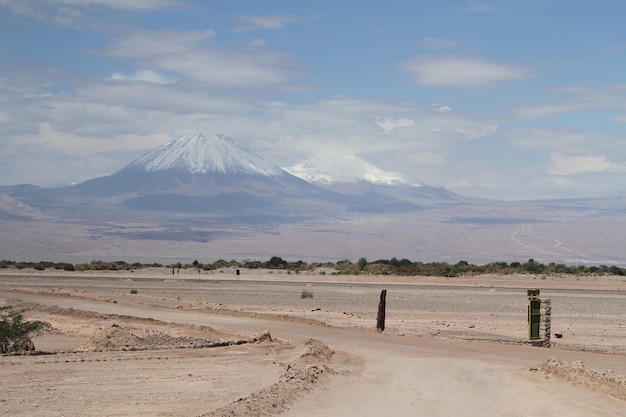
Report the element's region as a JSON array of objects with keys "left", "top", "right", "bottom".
[{"left": 376, "top": 289, "right": 387, "bottom": 332}]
